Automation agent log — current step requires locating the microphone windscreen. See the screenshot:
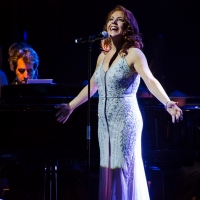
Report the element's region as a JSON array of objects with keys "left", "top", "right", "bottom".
[{"left": 101, "top": 31, "right": 109, "bottom": 39}]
